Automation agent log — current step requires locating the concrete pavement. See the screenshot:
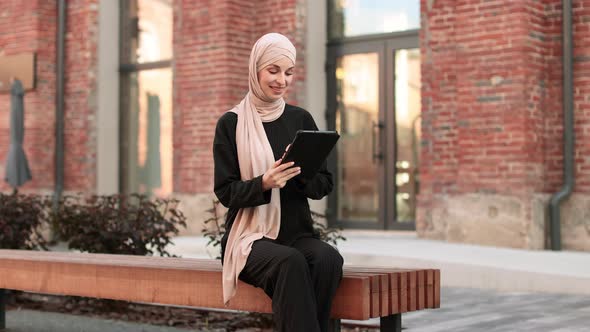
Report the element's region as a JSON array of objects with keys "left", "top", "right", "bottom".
[{"left": 6, "top": 287, "right": 590, "bottom": 331}]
